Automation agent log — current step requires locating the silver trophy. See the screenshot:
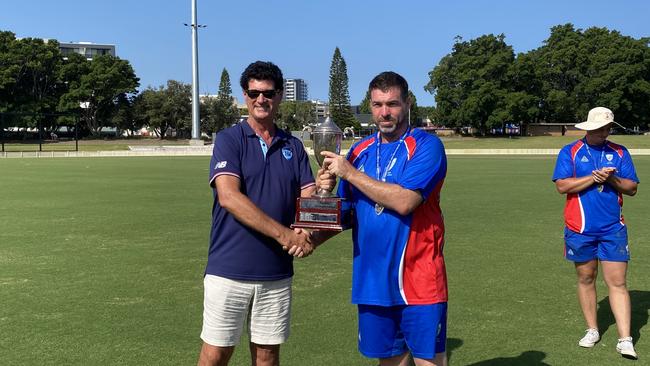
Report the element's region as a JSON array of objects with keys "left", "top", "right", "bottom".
[
  {"left": 291, "top": 116, "right": 346, "bottom": 231},
  {"left": 312, "top": 116, "right": 343, "bottom": 197}
]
